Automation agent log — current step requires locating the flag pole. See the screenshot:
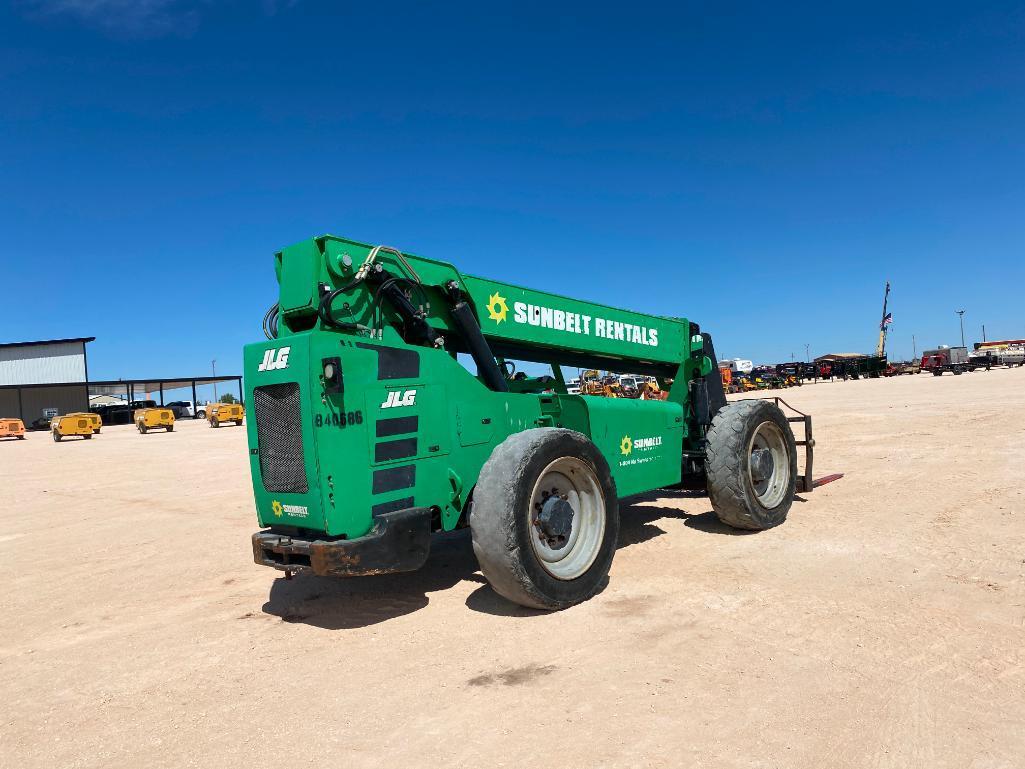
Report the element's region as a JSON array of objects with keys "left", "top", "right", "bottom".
[{"left": 876, "top": 281, "right": 891, "bottom": 358}]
